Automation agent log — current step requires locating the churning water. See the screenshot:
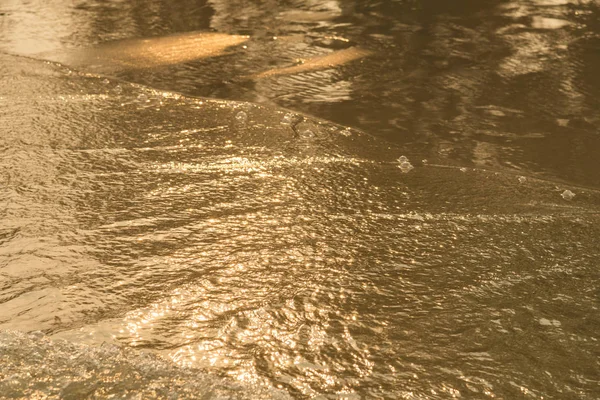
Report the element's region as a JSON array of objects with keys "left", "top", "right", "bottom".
[{"left": 1, "top": 0, "right": 599, "bottom": 399}]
